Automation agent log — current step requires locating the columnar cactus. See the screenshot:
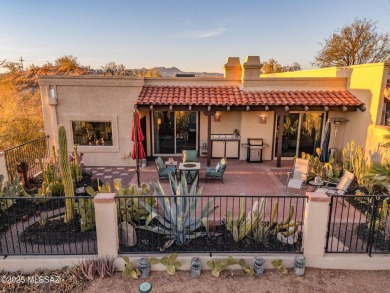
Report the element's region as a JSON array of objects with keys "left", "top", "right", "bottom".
[{"left": 58, "top": 125, "right": 75, "bottom": 223}]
